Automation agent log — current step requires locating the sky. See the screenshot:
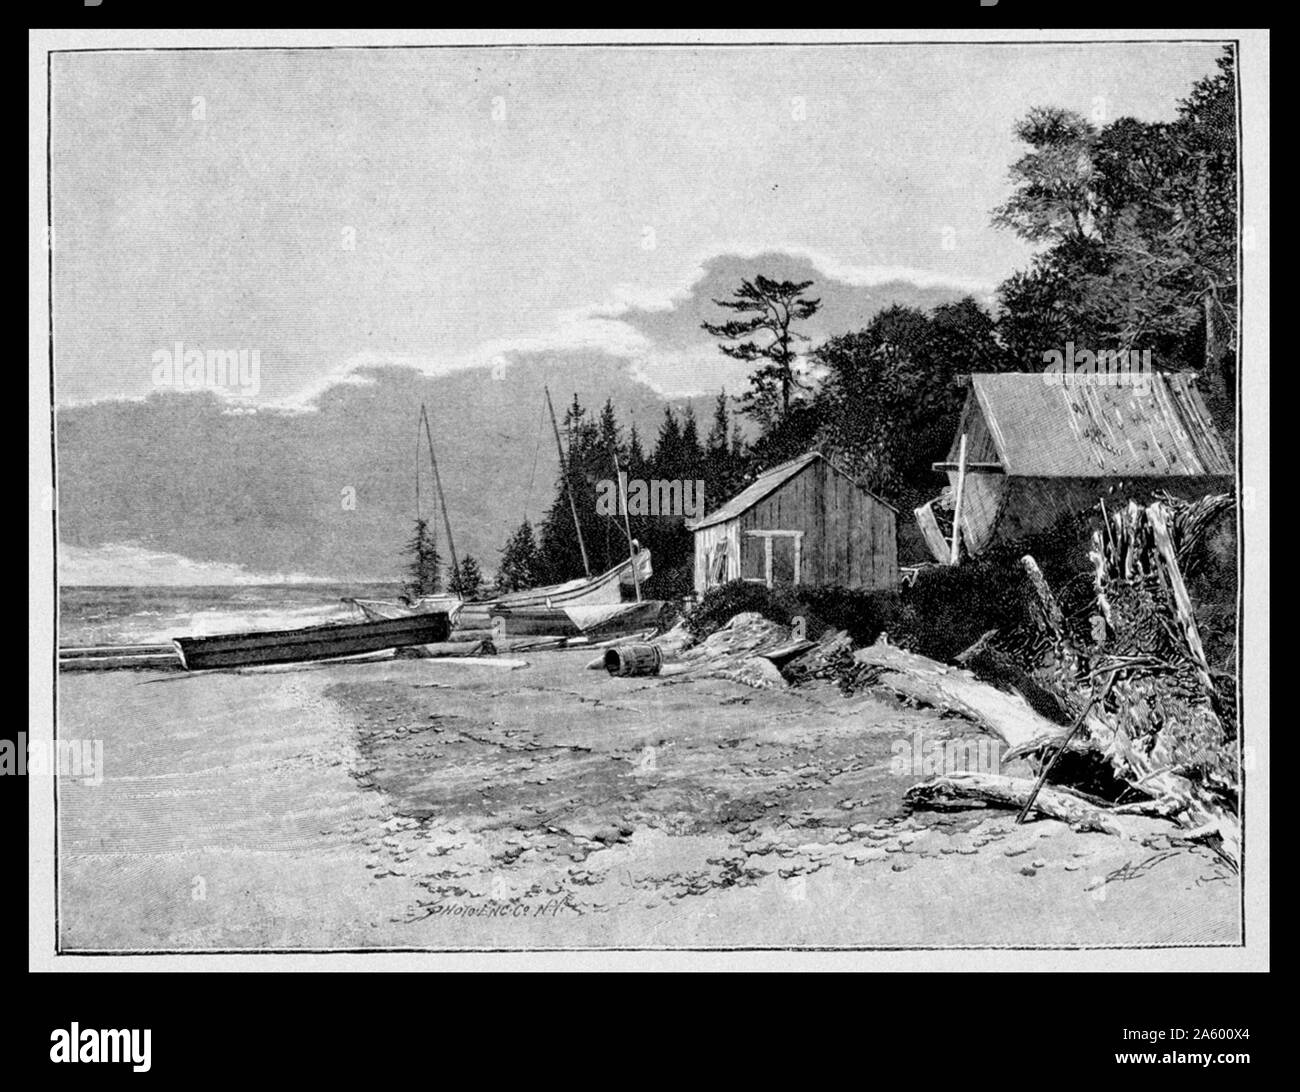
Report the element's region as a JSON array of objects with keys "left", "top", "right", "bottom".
[{"left": 50, "top": 42, "right": 1228, "bottom": 410}]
